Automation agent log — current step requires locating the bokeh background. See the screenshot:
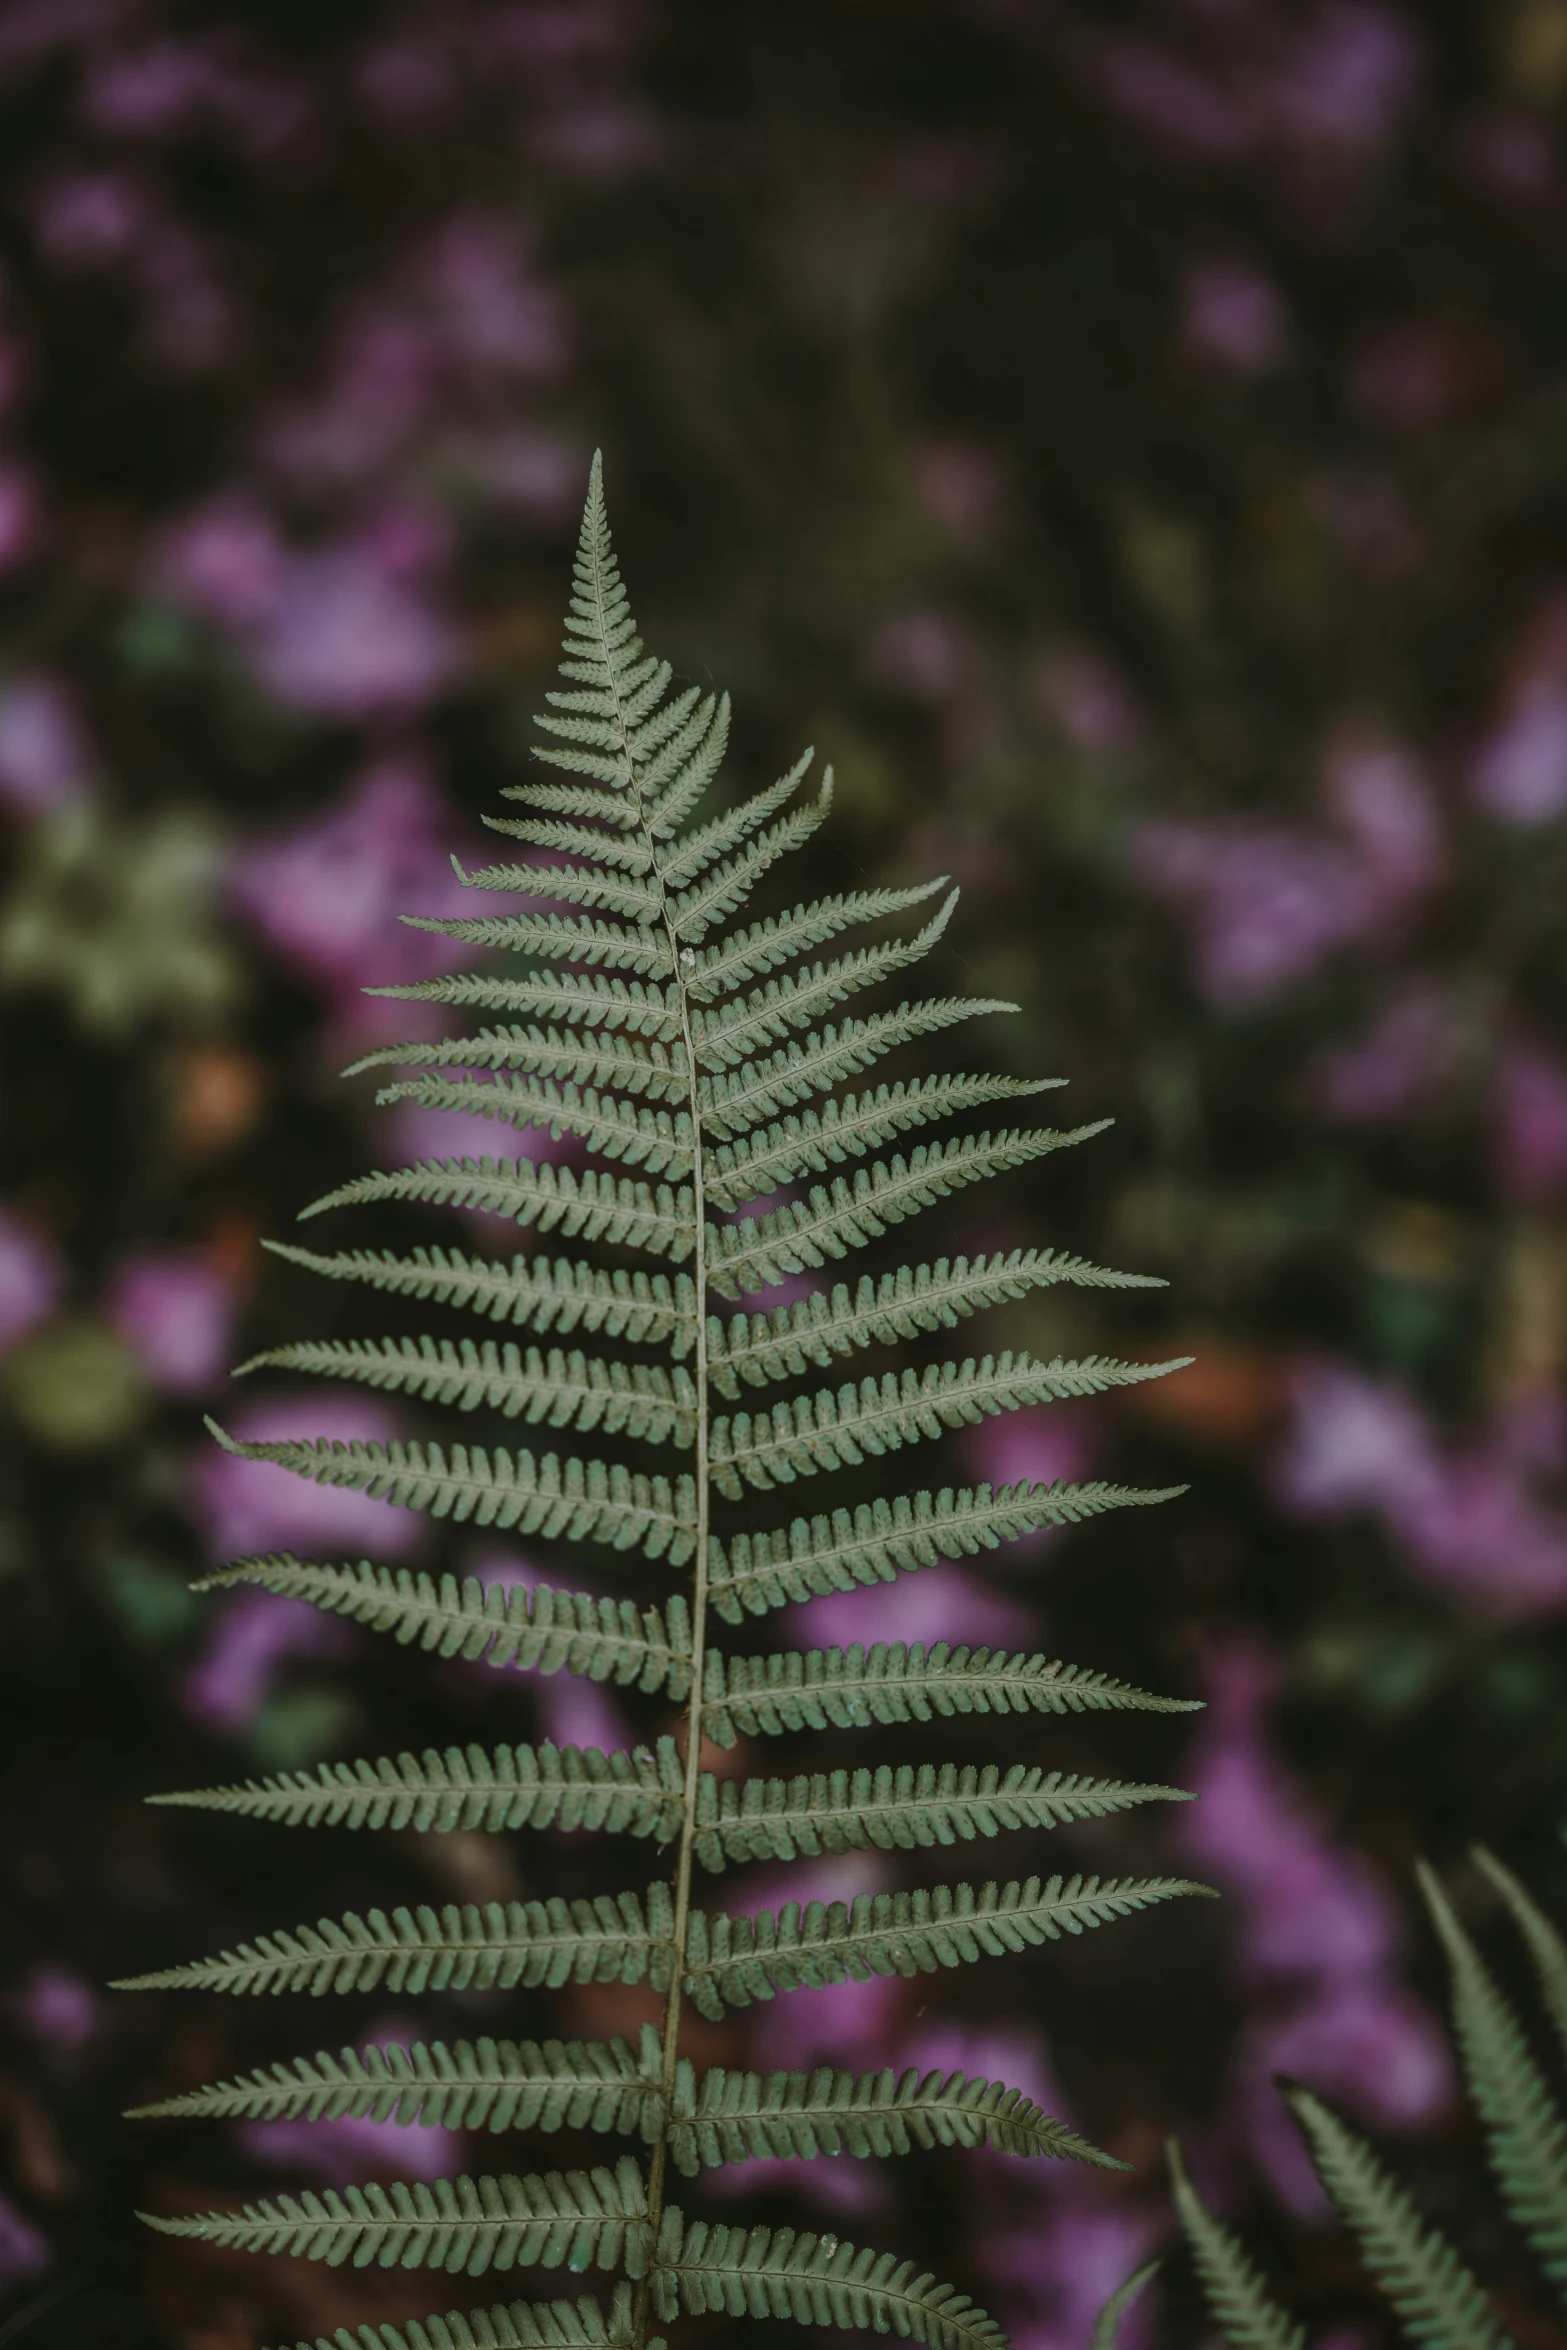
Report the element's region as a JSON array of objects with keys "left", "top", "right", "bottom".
[{"left": 4, "top": 2, "right": 1567, "bottom": 2345}]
